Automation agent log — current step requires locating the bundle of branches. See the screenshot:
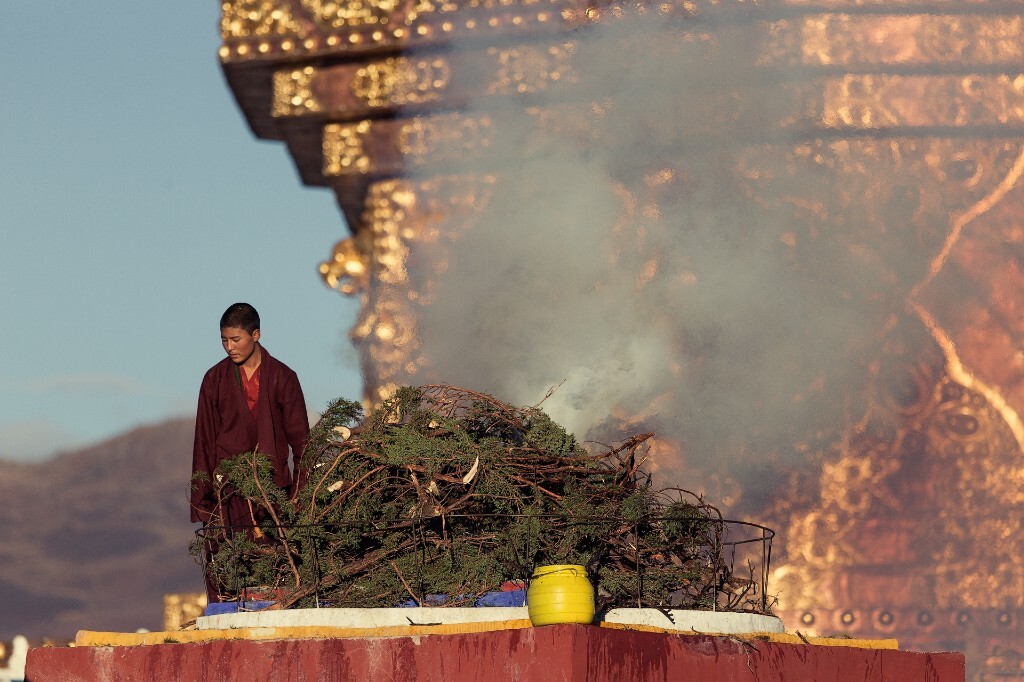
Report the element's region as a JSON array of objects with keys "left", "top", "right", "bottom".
[{"left": 191, "top": 385, "right": 769, "bottom": 613}]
